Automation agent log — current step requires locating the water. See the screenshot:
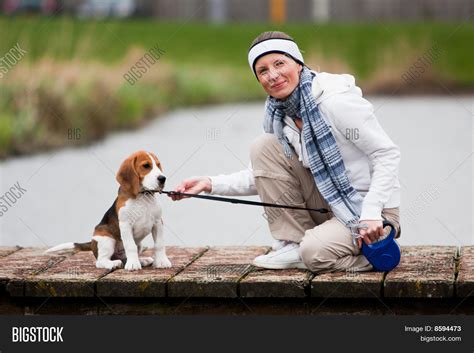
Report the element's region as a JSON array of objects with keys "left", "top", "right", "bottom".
[{"left": 1, "top": 96, "right": 472, "bottom": 248}]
